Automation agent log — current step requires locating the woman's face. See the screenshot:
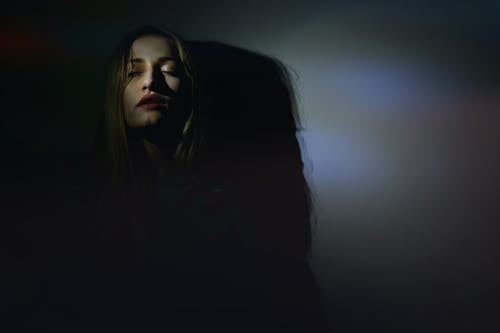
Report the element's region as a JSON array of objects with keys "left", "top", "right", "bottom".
[{"left": 123, "top": 34, "right": 184, "bottom": 128}]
